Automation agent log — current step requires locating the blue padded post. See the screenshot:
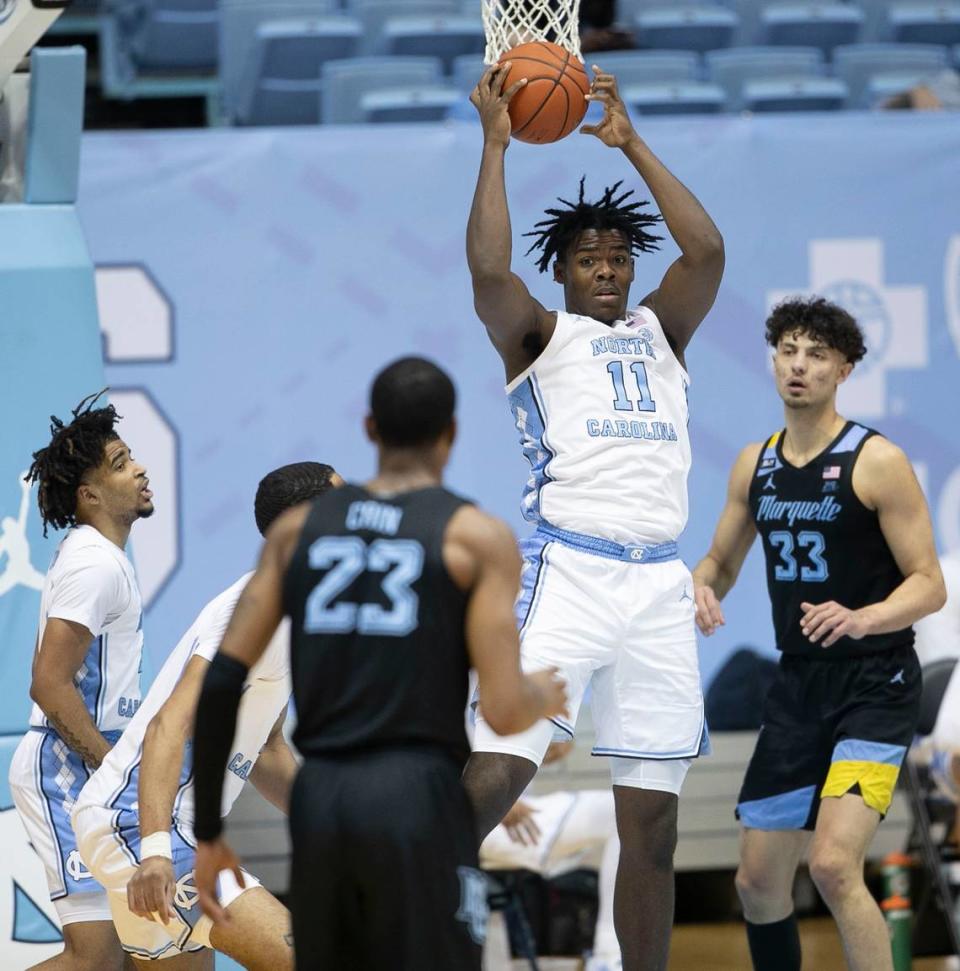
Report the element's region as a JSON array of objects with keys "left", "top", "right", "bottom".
[{"left": 24, "top": 46, "right": 86, "bottom": 204}]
